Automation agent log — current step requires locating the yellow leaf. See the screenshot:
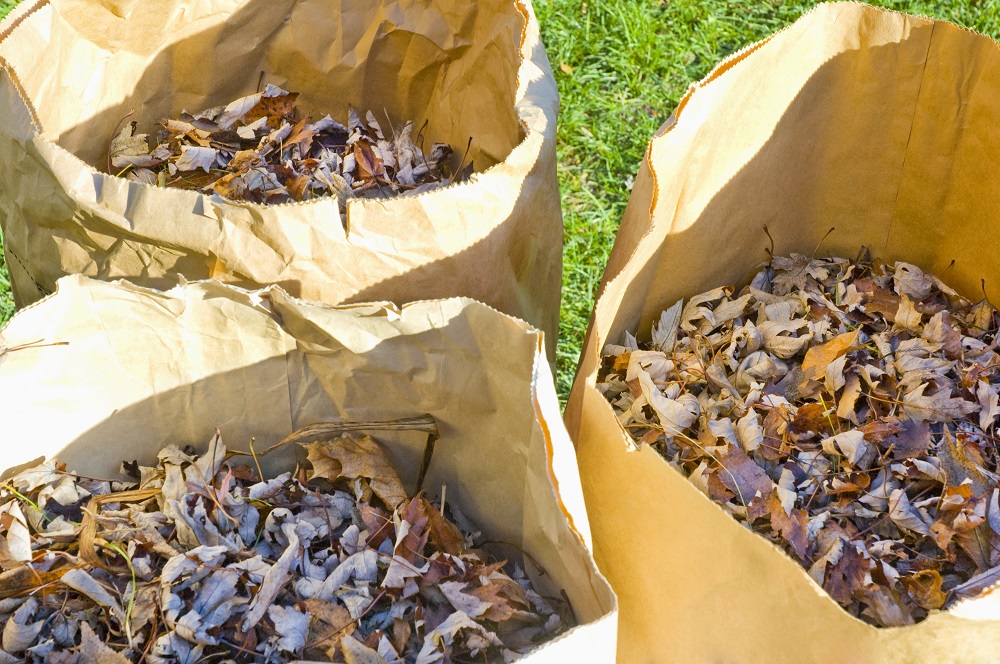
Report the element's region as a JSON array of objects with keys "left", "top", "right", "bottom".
[{"left": 799, "top": 328, "right": 860, "bottom": 384}]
